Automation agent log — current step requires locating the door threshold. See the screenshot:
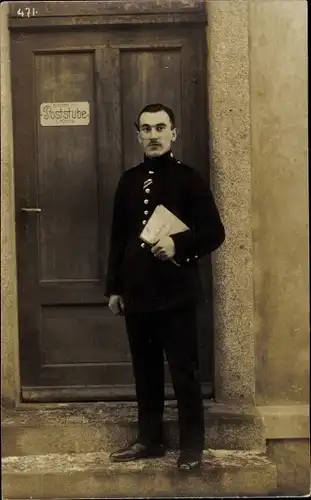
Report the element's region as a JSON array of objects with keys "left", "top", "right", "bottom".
[{"left": 20, "top": 382, "right": 213, "bottom": 404}]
